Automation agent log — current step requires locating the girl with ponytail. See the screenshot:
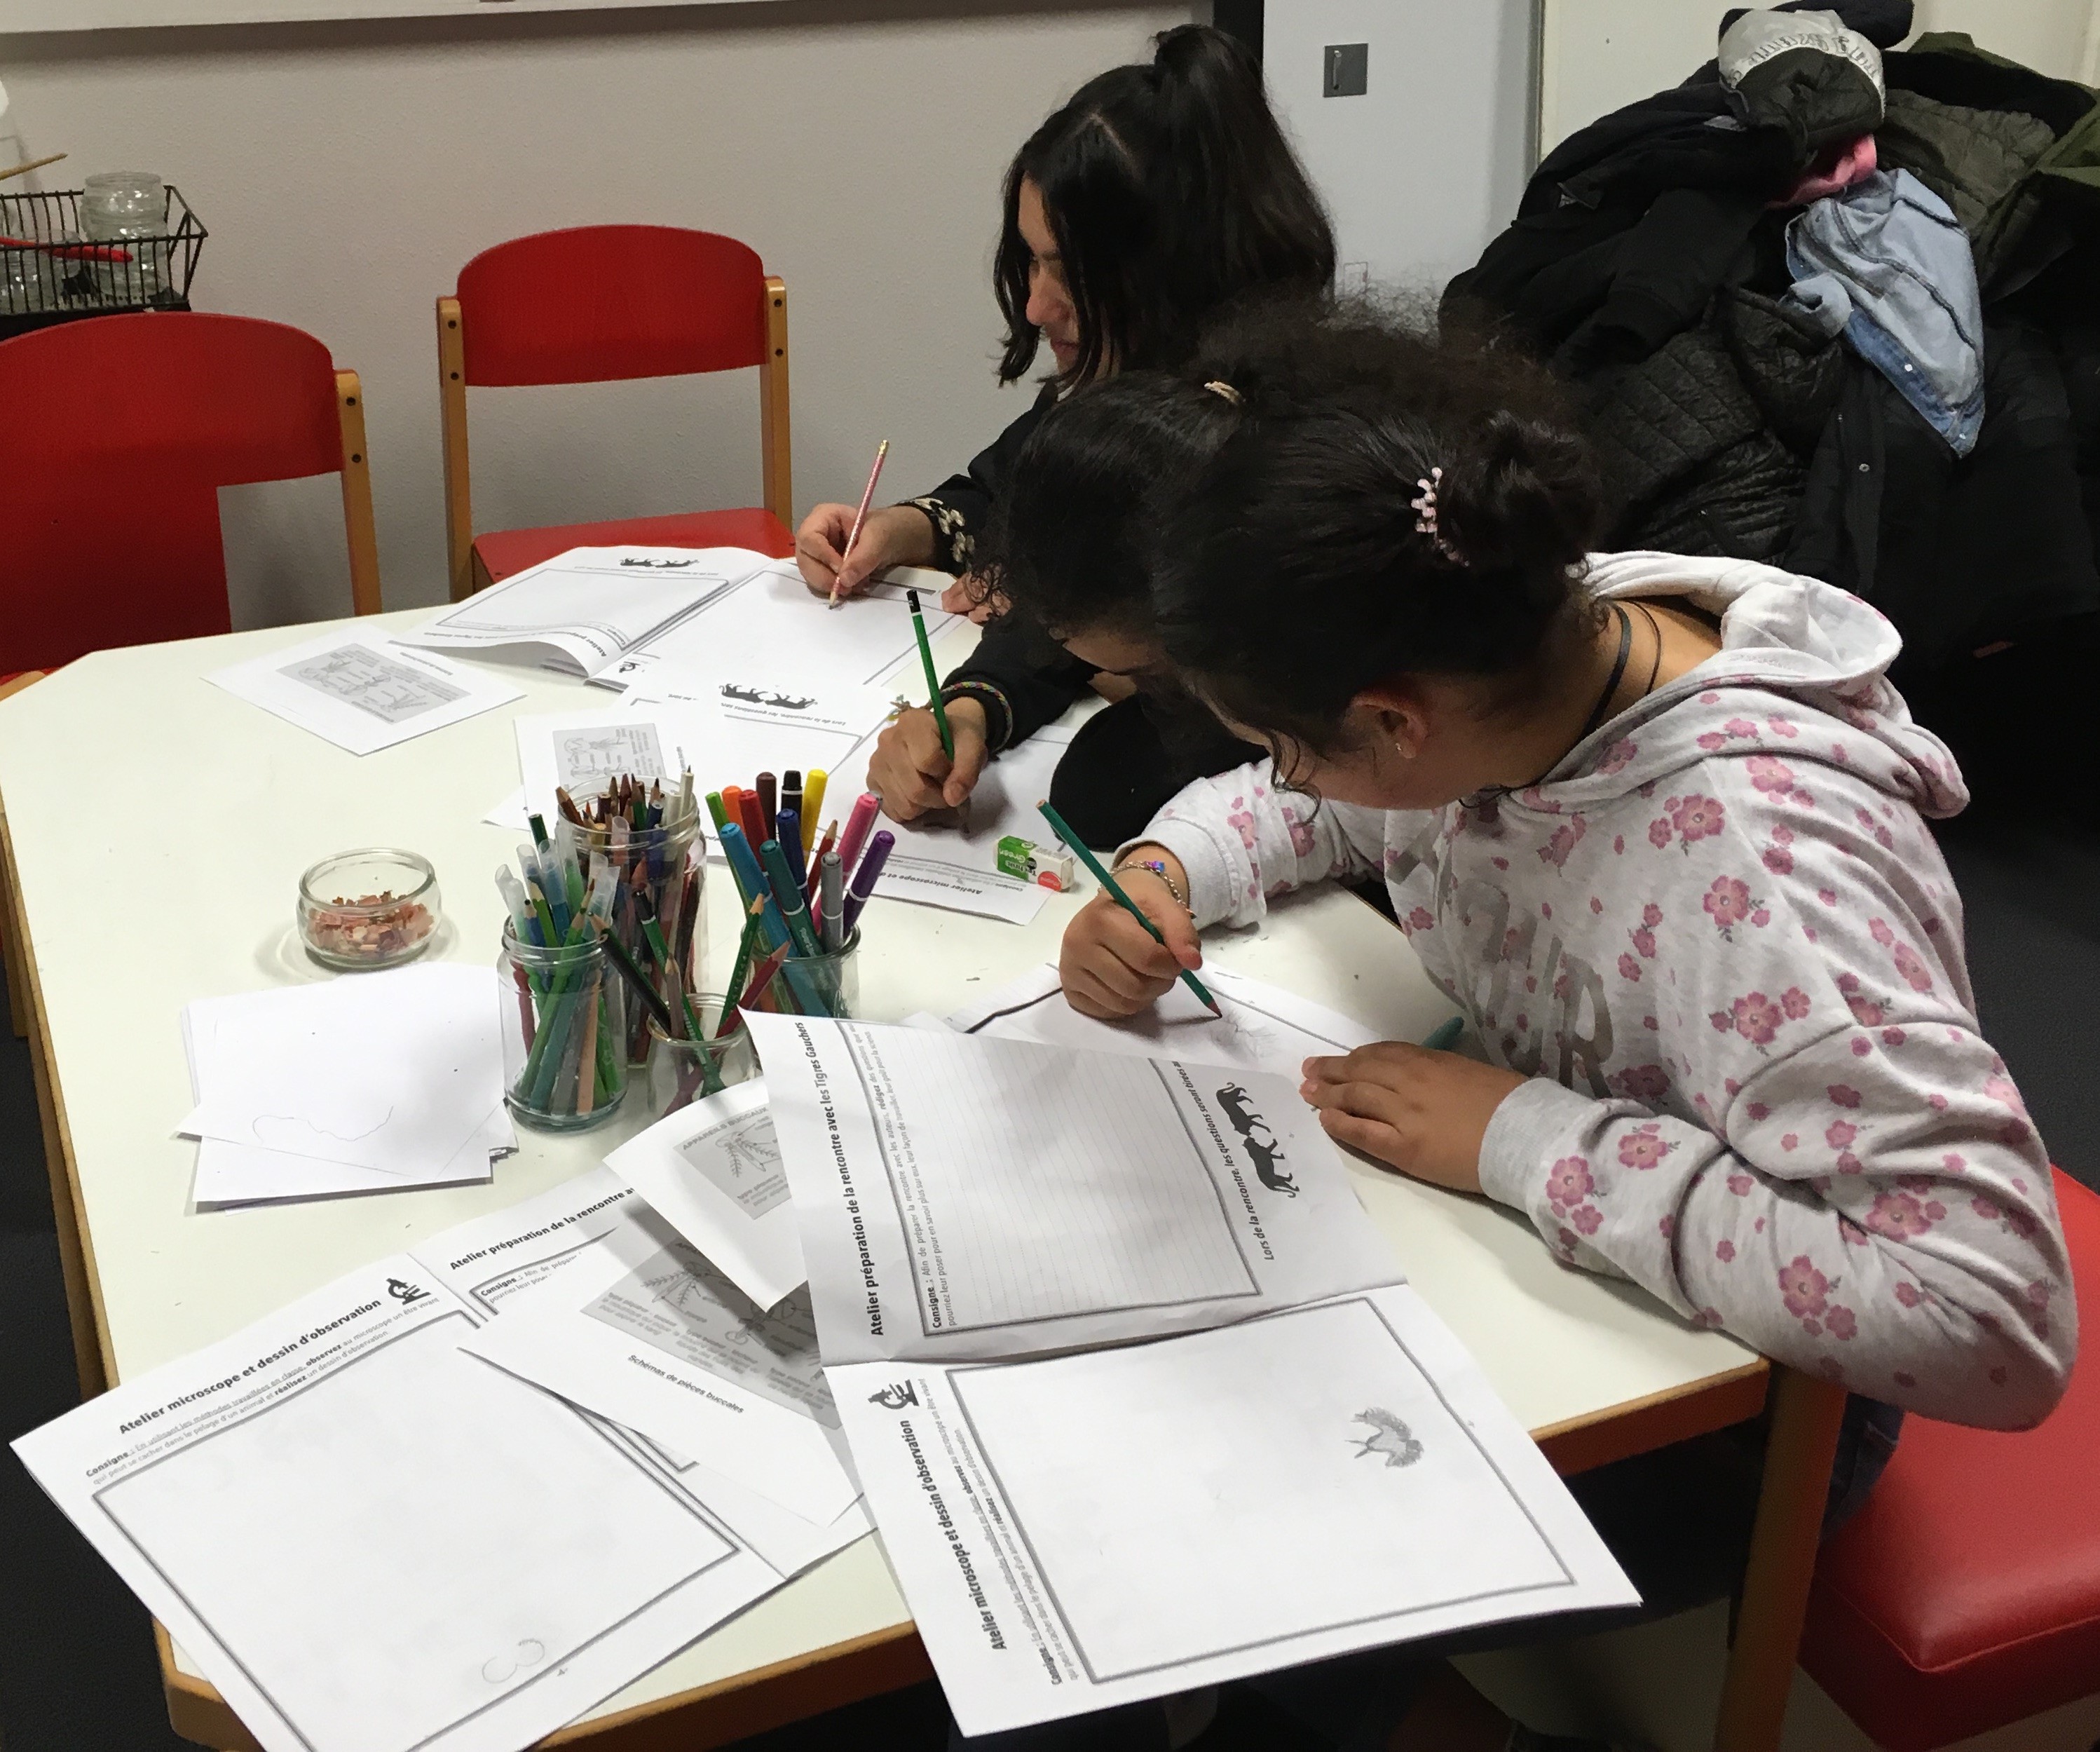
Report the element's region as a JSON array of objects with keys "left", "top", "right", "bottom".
[
  {"left": 793, "top": 24, "right": 1335, "bottom": 846},
  {"left": 982, "top": 302, "right": 2071, "bottom": 1746}
]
